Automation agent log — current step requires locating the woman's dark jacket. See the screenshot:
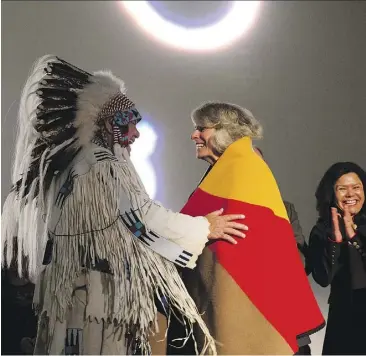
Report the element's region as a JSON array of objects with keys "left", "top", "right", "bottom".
[{"left": 308, "top": 213, "right": 366, "bottom": 355}]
